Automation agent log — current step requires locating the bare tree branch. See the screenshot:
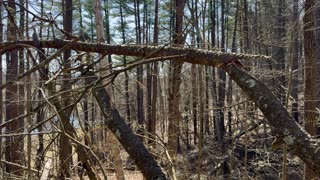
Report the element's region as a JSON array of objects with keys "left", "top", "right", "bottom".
[
  {"left": 224, "top": 63, "right": 320, "bottom": 175},
  {"left": 1, "top": 40, "right": 319, "bottom": 175}
]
